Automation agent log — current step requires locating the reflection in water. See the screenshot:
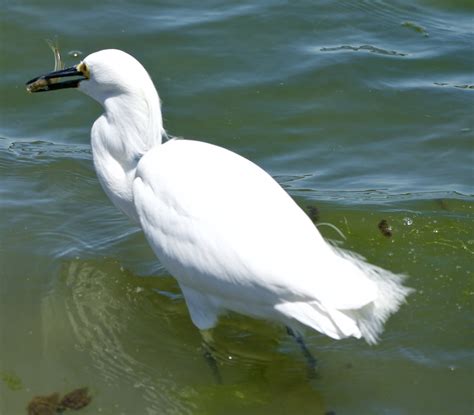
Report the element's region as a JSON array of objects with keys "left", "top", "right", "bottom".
[
  {"left": 41, "top": 259, "right": 329, "bottom": 414},
  {"left": 52, "top": 259, "right": 195, "bottom": 415}
]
